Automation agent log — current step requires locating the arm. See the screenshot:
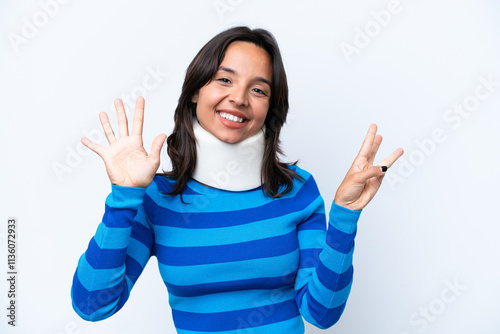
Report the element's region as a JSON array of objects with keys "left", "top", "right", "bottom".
[
  {"left": 295, "top": 124, "right": 403, "bottom": 328},
  {"left": 71, "top": 97, "right": 165, "bottom": 320},
  {"left": 294, "top": 177, "right": 360, "bottom": 329},
  {"left": 71, "top": 183, "right": 157, "bottom": 321}
]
